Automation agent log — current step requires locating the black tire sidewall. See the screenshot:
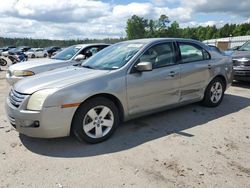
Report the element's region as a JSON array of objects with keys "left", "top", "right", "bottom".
[
  {"left": 0, "top": 59, "right": 7, "bottom": 66},
  {"left": 72, "top": 97, "right": 120, "bottom": 143},
  {"left": 203, "top": 78, "right": 225, "bottom": 107}
]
